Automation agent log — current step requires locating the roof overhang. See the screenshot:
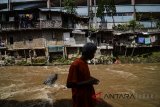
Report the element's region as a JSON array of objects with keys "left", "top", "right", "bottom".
[{"left": 72, "top": 30, "right": 86, "bottom": 34}]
